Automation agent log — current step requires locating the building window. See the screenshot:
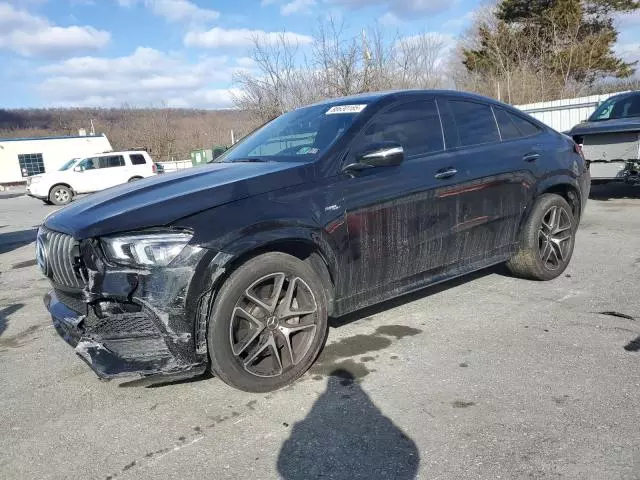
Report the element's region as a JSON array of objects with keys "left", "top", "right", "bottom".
[{"left": 18, "top": 153, "right": 45, "bottom": 177}]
